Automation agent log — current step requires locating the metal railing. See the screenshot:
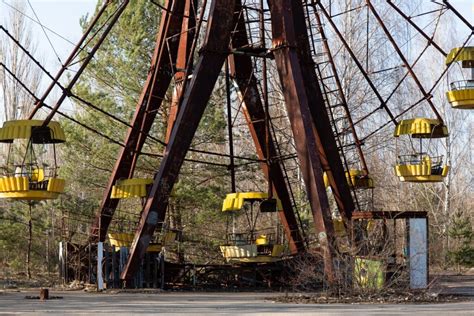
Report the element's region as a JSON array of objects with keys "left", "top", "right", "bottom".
[
  {"left": 449, "top": 80, "right": 474, "bottom": 90},
  {"left": 396, "top": 154, "right": 444, "bottom": 175}
]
